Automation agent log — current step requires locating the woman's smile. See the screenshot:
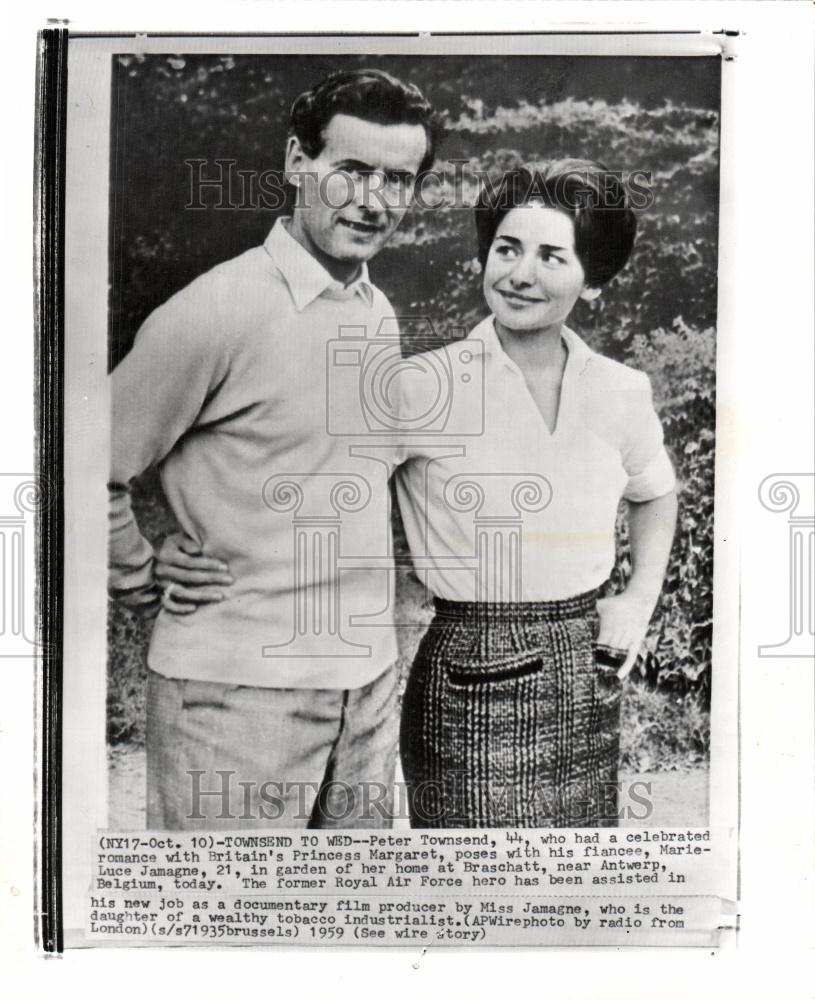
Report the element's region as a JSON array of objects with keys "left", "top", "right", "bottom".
[
  {"left": 483, "top": 203, "right": 599, "bottom": 334},
  {"left": 496, "top": 288, "right": 548, "bottom": 306}
]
